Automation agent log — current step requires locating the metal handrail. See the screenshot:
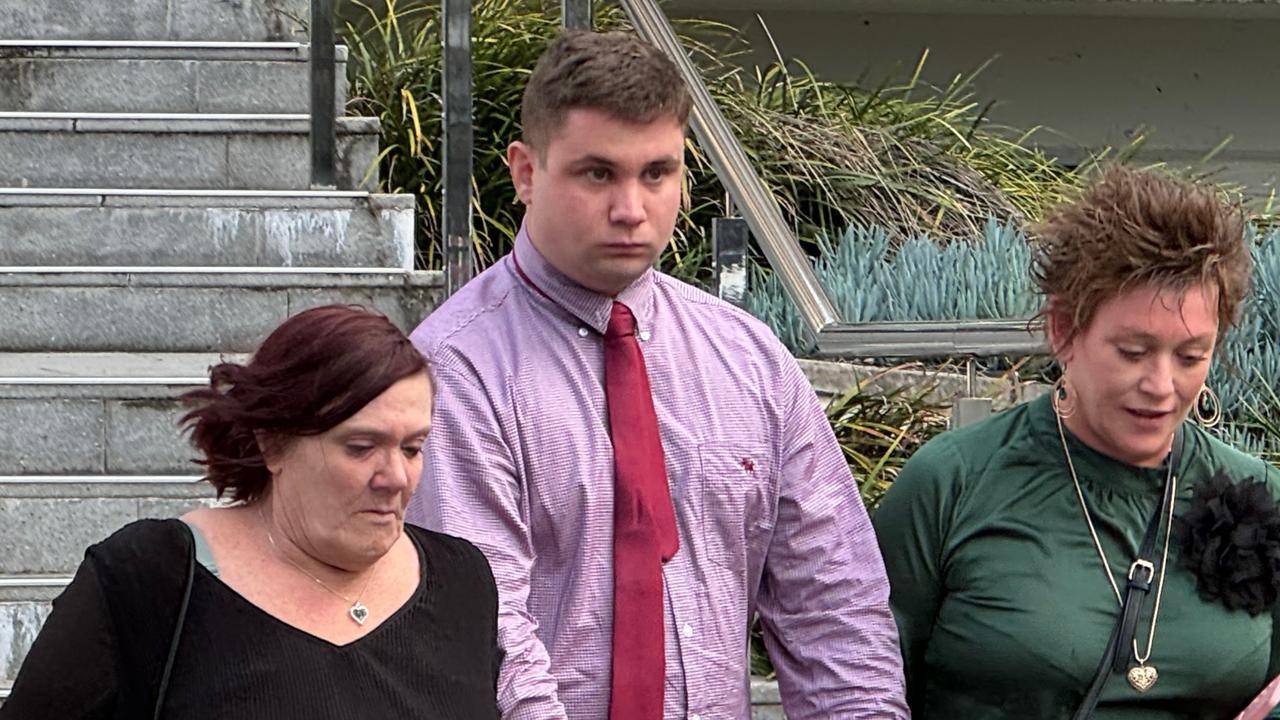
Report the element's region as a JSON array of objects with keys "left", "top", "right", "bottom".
[
  {"left": 309, "top": 0, "right": 475, "bottom": 290},
  {"left": 620, "top": 0, "right": 841, "bottom": 337},
  {"left": 308, "top": 0, "right": 336, "bottom": 189},
  {"left": 622, "top": 0, "right": 1045, "bottom": 360},
  {"left": 814, "top": 319, "right": 1045, "bottom": 359}
]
